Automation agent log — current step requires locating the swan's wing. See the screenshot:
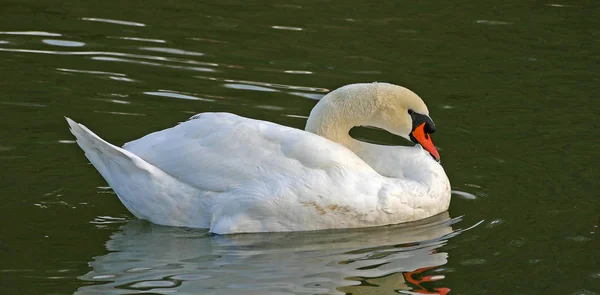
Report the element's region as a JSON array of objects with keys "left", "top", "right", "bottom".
[{"left": 123, "top": 113, "right": 375, "bottom": 192}]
